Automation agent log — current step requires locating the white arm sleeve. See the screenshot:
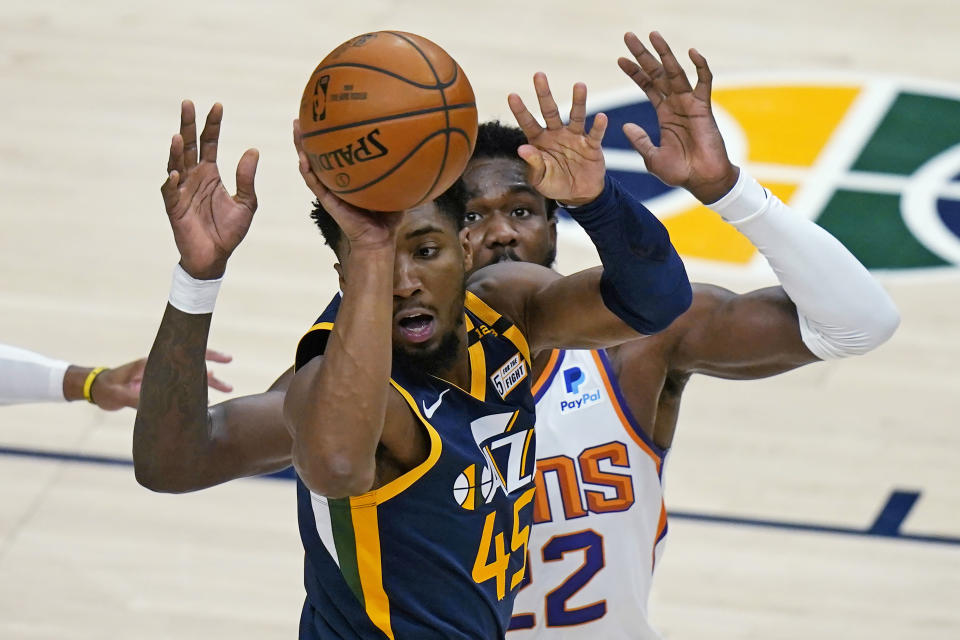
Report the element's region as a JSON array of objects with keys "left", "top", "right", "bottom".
[
  {"left": 0, "top": 343, "right": 71, "bottom": 405},
  {"left": 708, "top": 171, "right": 901, "bottom": 360}
]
